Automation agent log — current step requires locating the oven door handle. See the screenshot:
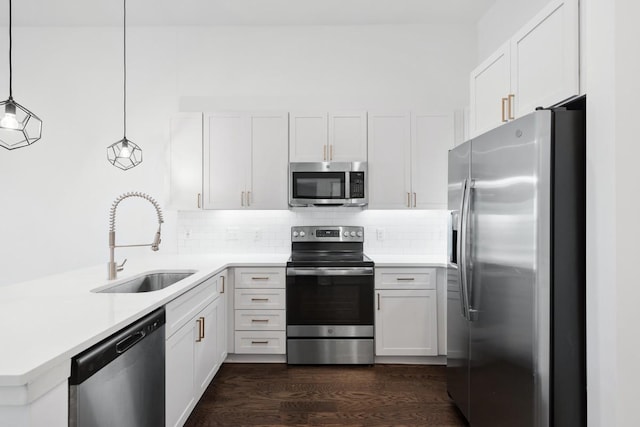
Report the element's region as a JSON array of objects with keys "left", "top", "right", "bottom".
[{"left": 286, "top": 267, "right": 374, "bottom": 276}]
